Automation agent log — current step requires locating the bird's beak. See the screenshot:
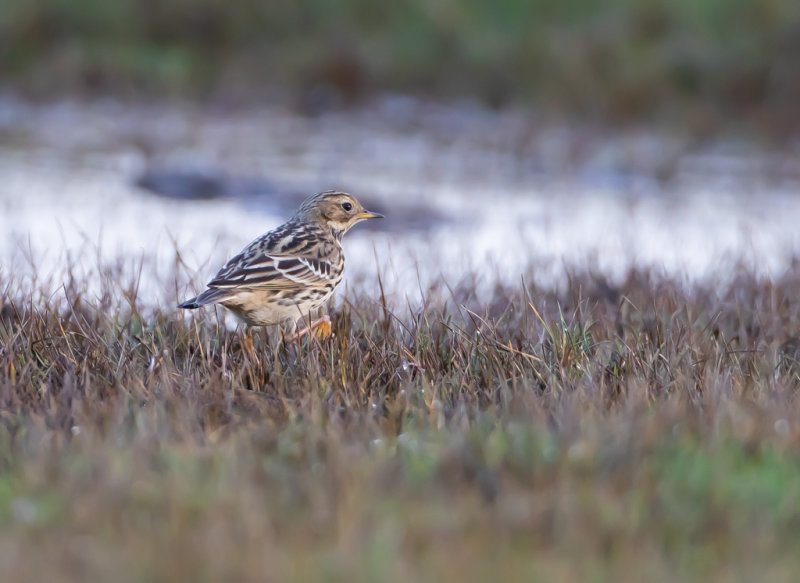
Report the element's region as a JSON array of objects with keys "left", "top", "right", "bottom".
[{"left": 356, "top": 210, "right": 384, "bottom": 220}]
